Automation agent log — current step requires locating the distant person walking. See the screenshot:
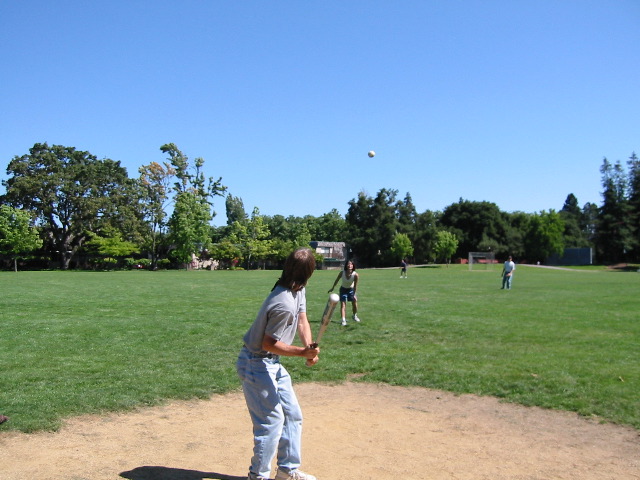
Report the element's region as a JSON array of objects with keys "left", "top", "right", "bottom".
[
  {"left": 501, "top": 256, "right": 516, "bottom": 289},
  {"left": 400, "top": 259, "right": 408, "bottom": 278},
  {"left": 328, "top": 260, "right": 360, "bottom": 326}
]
